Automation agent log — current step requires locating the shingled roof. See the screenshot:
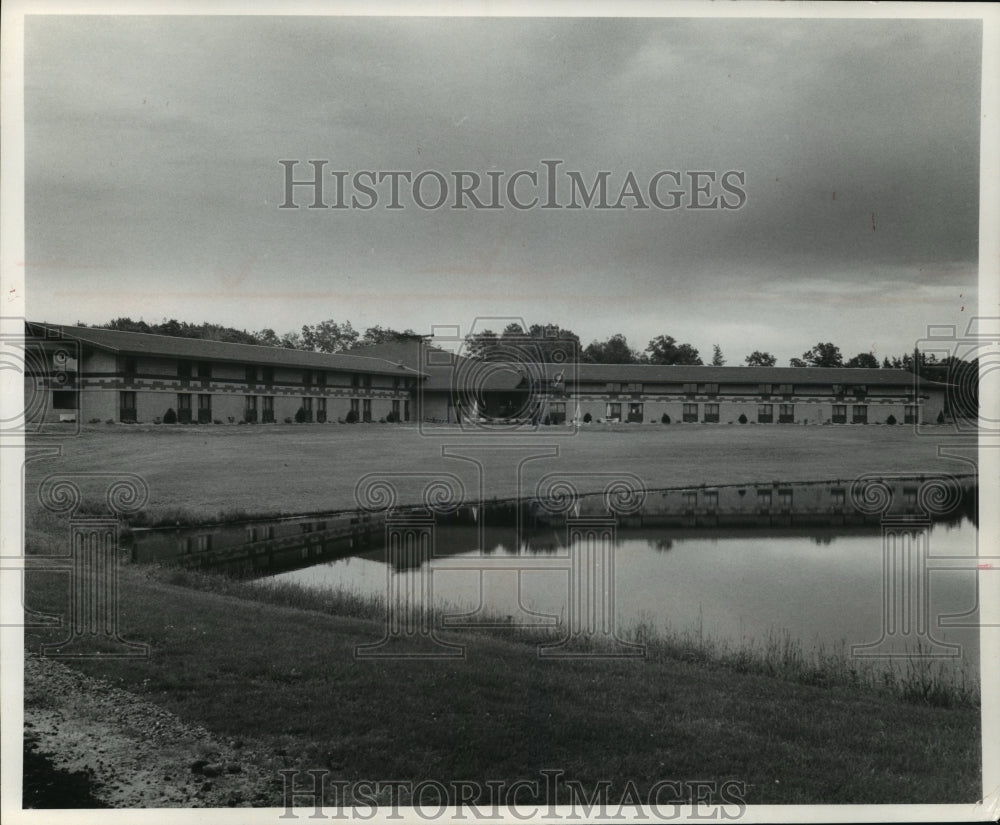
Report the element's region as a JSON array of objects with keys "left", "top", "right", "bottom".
[{"left": 29, "top": 323, "right": 423, "bottom": 377}]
